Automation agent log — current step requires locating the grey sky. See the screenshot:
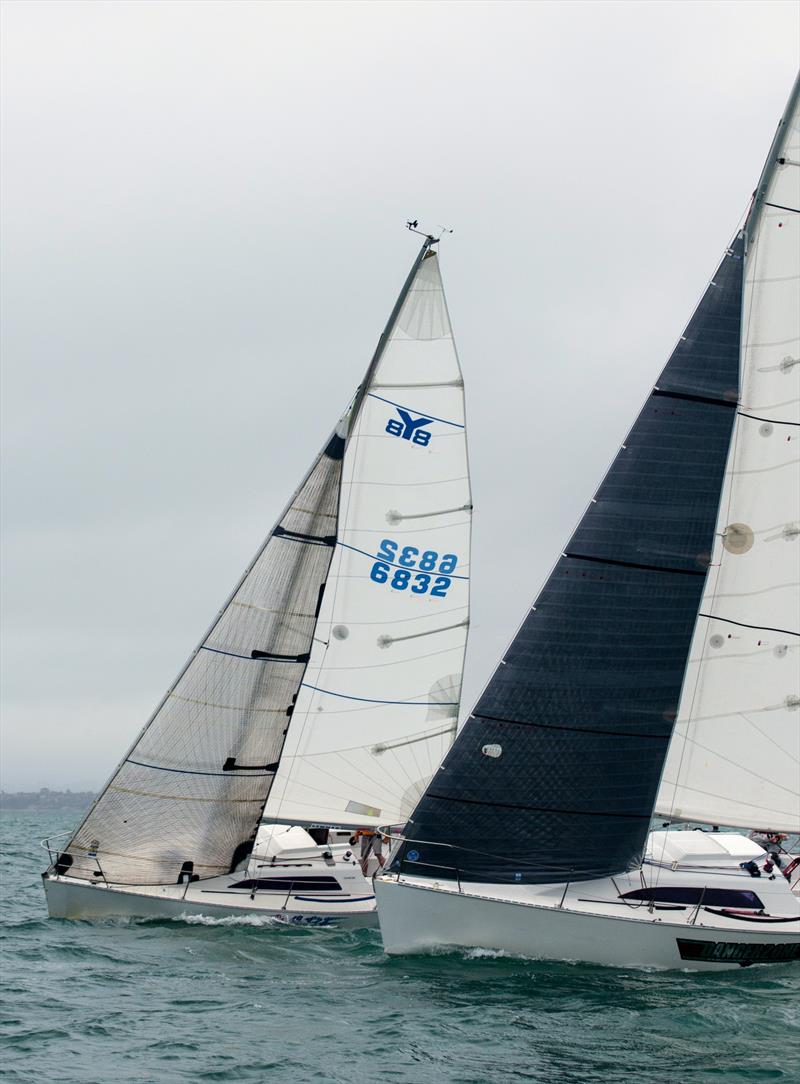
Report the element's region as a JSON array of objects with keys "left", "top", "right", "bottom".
[{"left": 2, "top": 0, "right": 798, "bottom": 790}]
